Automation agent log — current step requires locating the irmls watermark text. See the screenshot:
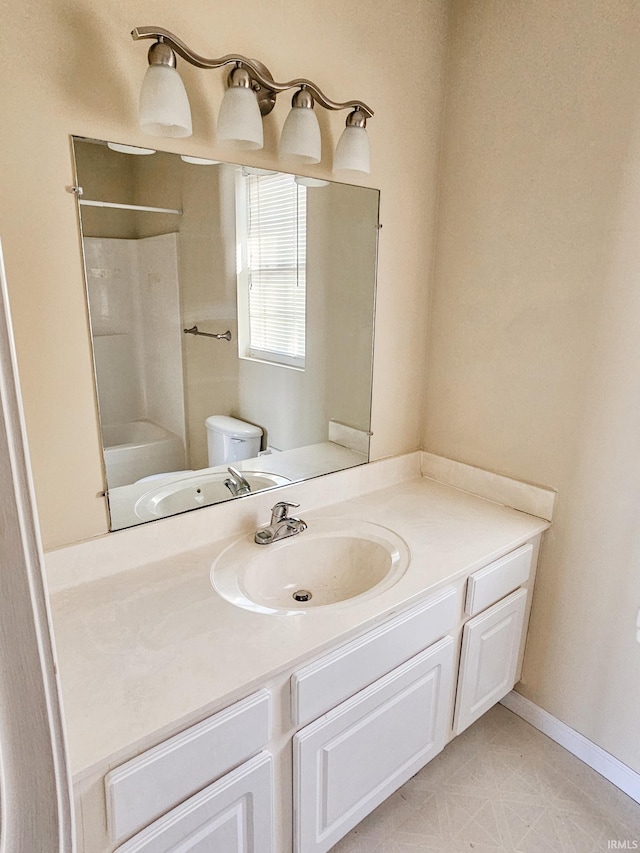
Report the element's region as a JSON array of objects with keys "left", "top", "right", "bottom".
[{"left": 608, "top": 842, "right": 639, "bottom": 850}]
